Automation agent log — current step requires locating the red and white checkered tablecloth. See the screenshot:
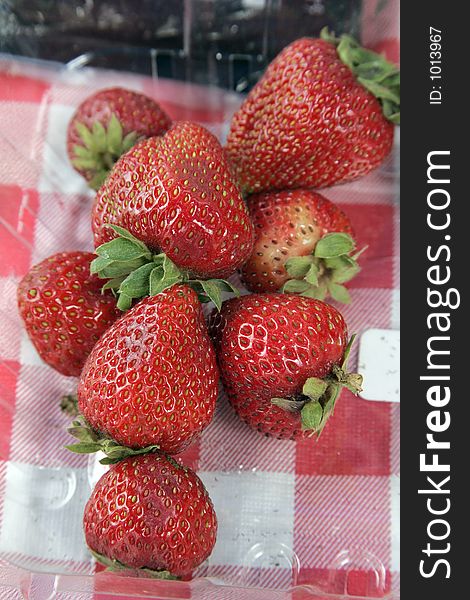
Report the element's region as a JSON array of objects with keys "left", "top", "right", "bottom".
[{"left": 0, "top": 43, "right": 400, "bottom": 600}]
